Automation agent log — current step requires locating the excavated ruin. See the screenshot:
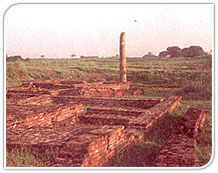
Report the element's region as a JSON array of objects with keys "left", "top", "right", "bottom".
[
  {"left": 6, "top": 32, "right": 207, "bottom": 167},
  {"left": 6, "top": 79, "right": 205, "bottom": 167},
  {"left": 155, "top": 108, "right": 206, "bottom": 167}
]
